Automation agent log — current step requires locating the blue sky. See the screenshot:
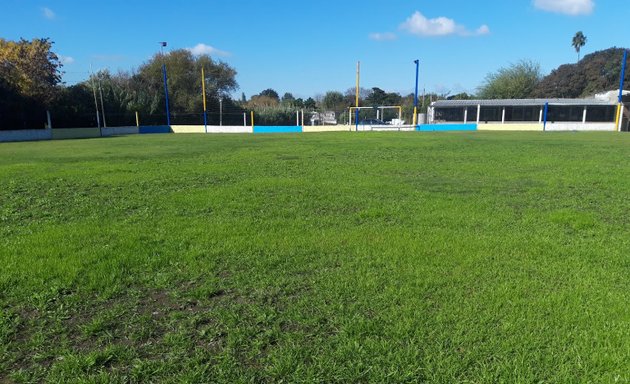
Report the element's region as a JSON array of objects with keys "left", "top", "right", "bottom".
[{"left": 2, "top": 0, "right": 627, "bottom": 99}]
